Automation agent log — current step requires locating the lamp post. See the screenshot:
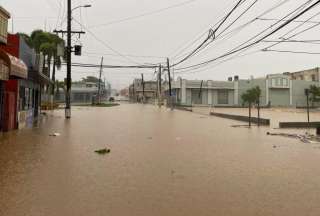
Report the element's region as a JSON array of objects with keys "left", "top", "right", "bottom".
[
  {"left": 65, "top": 2, "right": 91, "bottom": 119},
  {"left": 72, "top": 4, "right": 92, "bottom": 12}
]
